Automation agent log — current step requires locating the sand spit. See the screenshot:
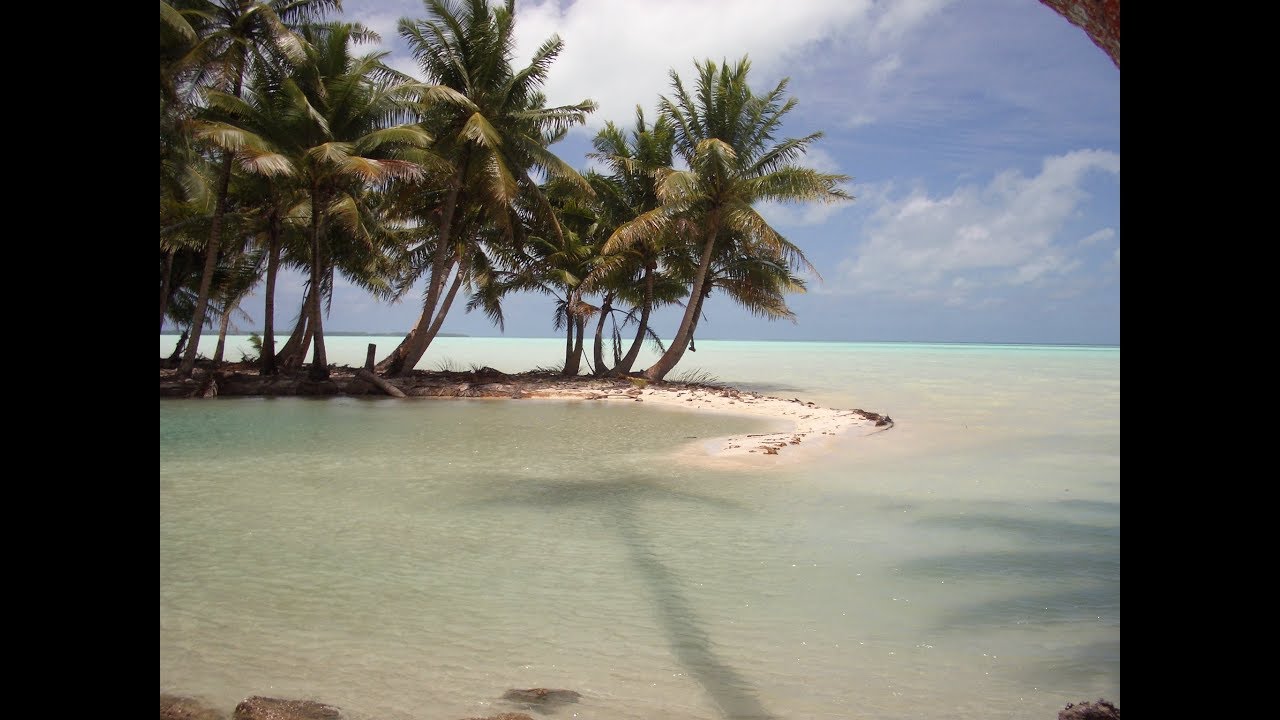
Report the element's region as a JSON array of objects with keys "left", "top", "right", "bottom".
[{"left": 160, "top": 363, "right": 894, "bottom": 462}]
